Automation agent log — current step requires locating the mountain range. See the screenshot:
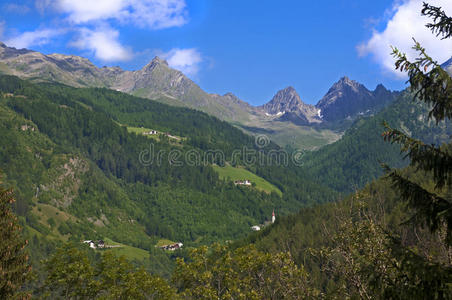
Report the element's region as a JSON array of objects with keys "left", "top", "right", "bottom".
[
  {"left": 0, "top": 41, "right": 398, "bottom": 149},
  {"left": 1, "top": 40, "right": 451, "bottom": 291}
]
